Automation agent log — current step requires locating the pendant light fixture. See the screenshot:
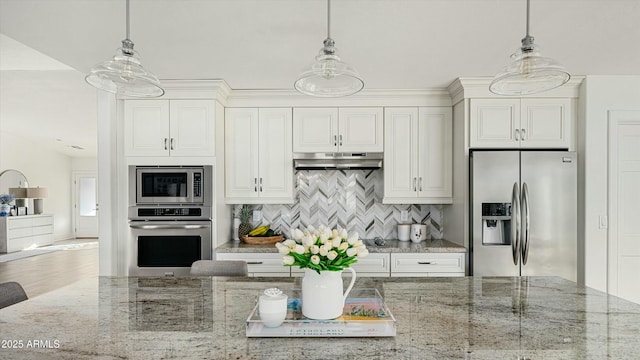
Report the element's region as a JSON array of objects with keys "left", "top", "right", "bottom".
[
  {"left": 489, "top": 0, "right": 570, "bottom": 95},
  {"left": 294, "top": 0, "right": 364, "bottom": 97},
  {"left": 85, "top": 0, "right": 164, "bottom": 97}
]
